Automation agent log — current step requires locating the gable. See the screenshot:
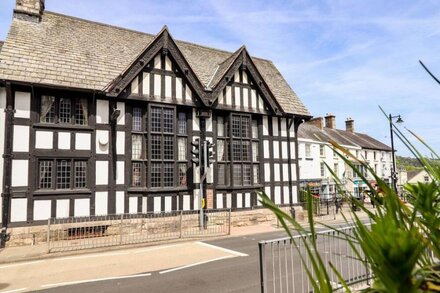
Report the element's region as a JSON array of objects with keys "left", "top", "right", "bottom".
[{"left": 123, "top": 52, "right": 197, "bottom": 105}]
